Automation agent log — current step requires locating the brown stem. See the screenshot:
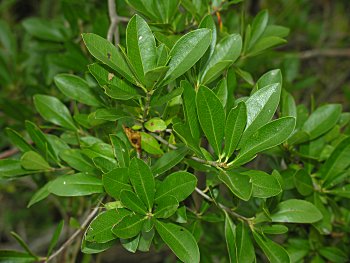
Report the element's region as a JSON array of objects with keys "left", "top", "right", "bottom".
[
  {"left": 298, "top": 48, "right": 350, "bottom": 59},
  {"left": 0, "top": 148, "right": 19, "bottom": 159},
  {"left": 107, "top": 0, "right": 129, "bottom": 44}
]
